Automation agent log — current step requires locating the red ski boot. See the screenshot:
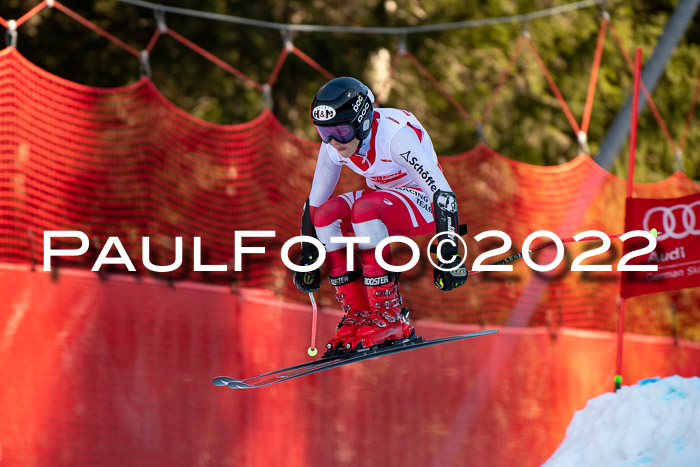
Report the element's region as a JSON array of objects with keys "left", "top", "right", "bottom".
[
  {"left": 325, "top": 271, "right": 371, "bottom": 353},
  {"left": 345, "top": 272, "right": 414, "bottom": 351}
]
